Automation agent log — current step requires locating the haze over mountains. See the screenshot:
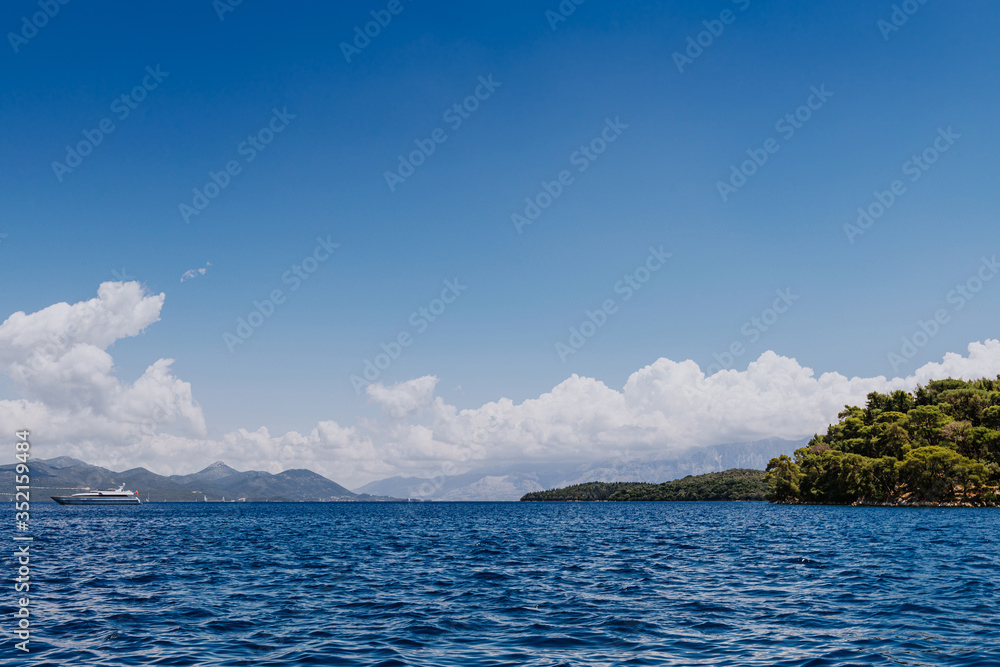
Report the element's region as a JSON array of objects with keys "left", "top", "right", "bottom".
[
  {"left": 3, "top": 438, "right": 804, "bottom": 502},
  {"left": 0, "top": 458, "right": 399, "bottom": 502},
  {"left": 355, "top": 438, "right": 806, "bottom": 501}
]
